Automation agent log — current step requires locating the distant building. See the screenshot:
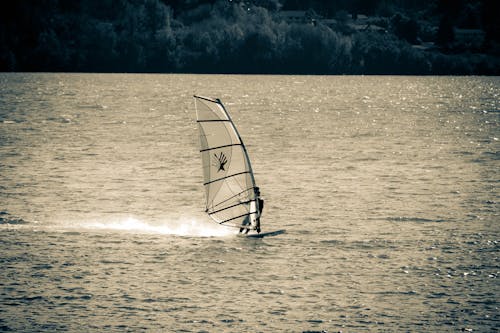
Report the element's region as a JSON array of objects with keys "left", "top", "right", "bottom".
[
  {"left": 454, "top": 28, "right": 485, "bottom": 47},
  {"left": 279, "top": 10, "right": 320, "bottom": 25},
  {"left": 321, "top": 18, "right": 337, "bottom": 28},
  {"left": 412, "top": 41, "right": 436, "bottom": 51},
  {"left": 279, "top": 11, "right": 386, "bottom": 33},
  {"left": 345, "top": 14, "right": 385, "bottom": 32},
  {"left": 280, "top": 10, "right": 308, "bottom": 24}
]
